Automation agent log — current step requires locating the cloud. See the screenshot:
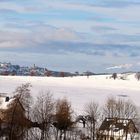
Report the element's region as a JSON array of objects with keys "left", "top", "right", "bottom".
[
  {"left": 31, "top": 26, "right": 82, "bottom": 45},
  {"left": 102, "top": 33, "right": 140, "bottom": 46},
  {"left": 0, "top": 1, "right": 45, "bottom": 14},
  {"left": 0, "top": 39, "right": 137, "bottom": 60},
  {"left": 0, "top": 3, "right": 27, "bottom": 13},
  {"left": 0, "top": 0, "right": 140, "bottom": 72},
  {"left": 129, "top": 52, "right": 140, "bottom": 57},
  {"left": 91, "top": 26, "right": 116, "bottom": 33},
  {"left": 106, "top": 64, "right": 133, "bottom": 70},
  {"left": 40, "top": 0, "right": 140, "bottom": 8},
  {"left": 89, "top": 0, "right": 140, "bottom": 8},
  {"left": 0, "top": 24, "right": 82, "bottom": 48},
  {"left": 49, "top": 1, "right": 140, "bottom": 24},
  {"left": 136, "top": 62, "right": 140, "bottom": 66}
]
